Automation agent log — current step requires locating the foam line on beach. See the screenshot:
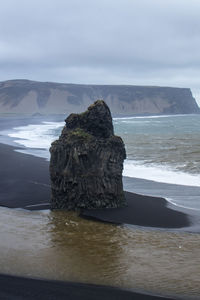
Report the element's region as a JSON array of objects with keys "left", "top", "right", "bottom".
[
  {"left": 3, "top": 120, "right": 200, "bottom": 188},
  {"left": 166, "top": 197, "right": 200, "bottom": 211},
  {"left": 123, "top": 159, "right": 200, "bottom": 187},
  {"left": 113, "top": 114, "right": 194, "bottom": 121}
]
